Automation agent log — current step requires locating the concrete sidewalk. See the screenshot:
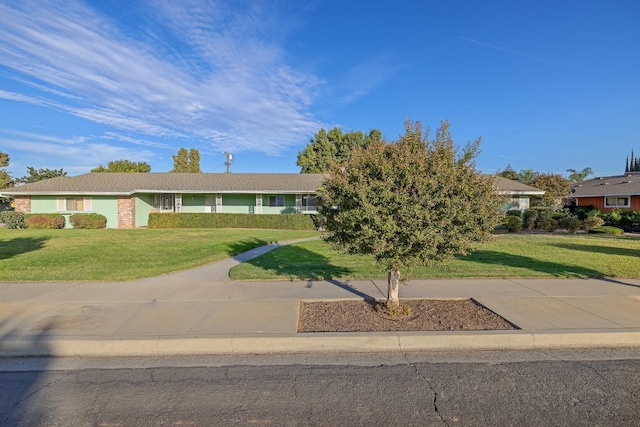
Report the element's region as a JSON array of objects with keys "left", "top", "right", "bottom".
[{"left": 1, "top": 241, "right": 640, "bottom": 357}]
